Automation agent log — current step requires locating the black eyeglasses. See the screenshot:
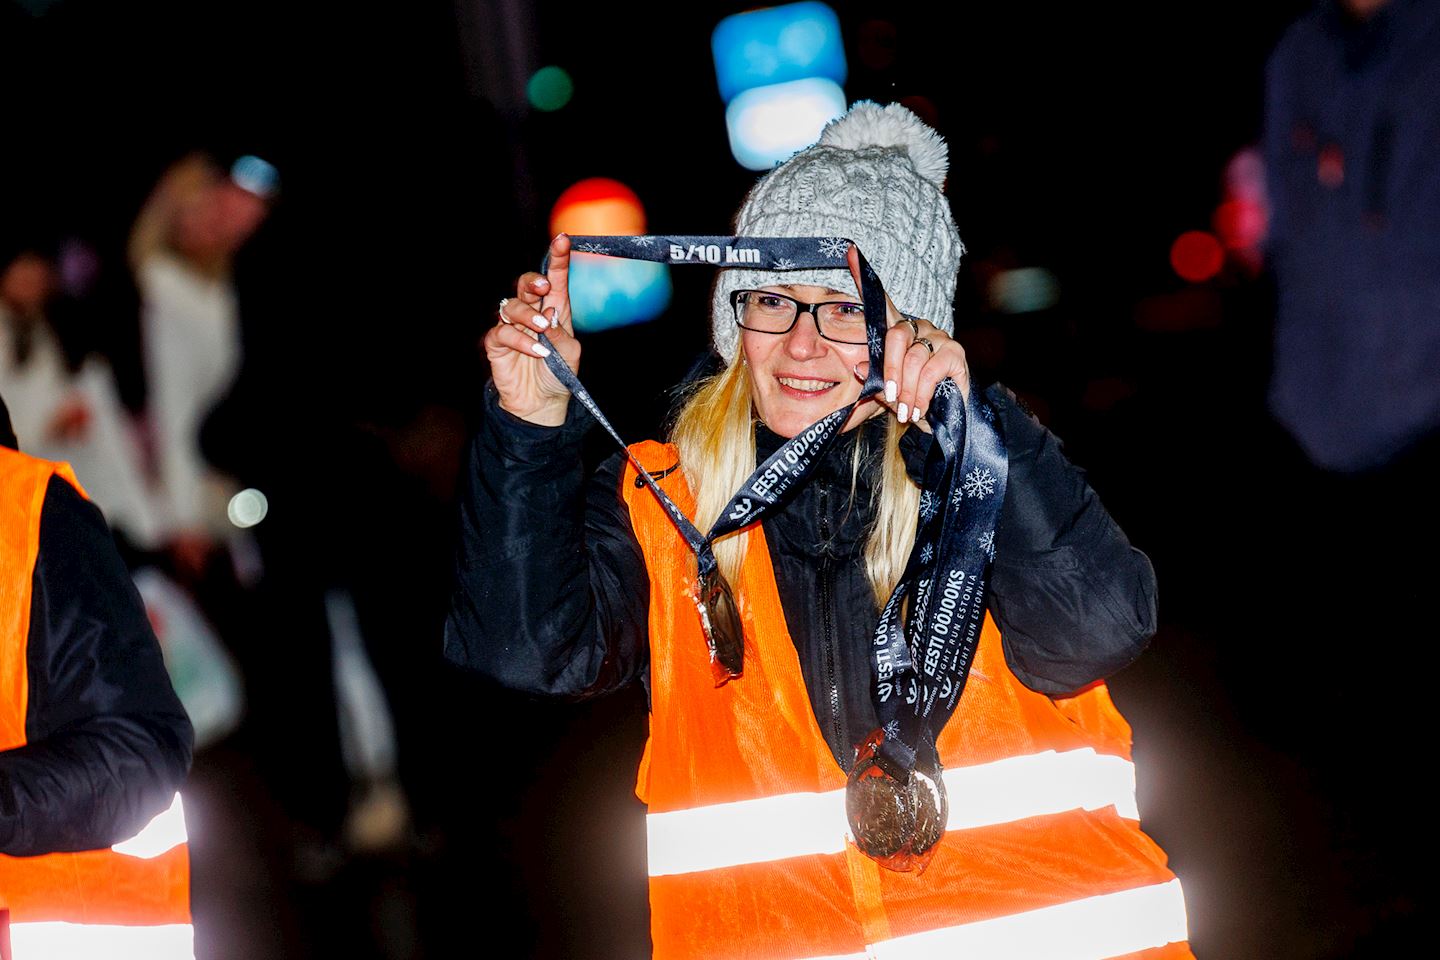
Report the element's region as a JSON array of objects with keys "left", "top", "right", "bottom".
[{"left": 731, "top": 289, "right": 869, "bottom": 345}]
